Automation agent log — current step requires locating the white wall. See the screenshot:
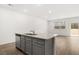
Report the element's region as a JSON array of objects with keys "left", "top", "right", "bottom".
[
  {"left": 48, "top": 19, "right": 70, "bottom": 36},
  {"left": 0, "top": 7, "right": 47, "bottom": 45},
  {"left": 48, "top": 17, "right": 79, "bottom": 36}
]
